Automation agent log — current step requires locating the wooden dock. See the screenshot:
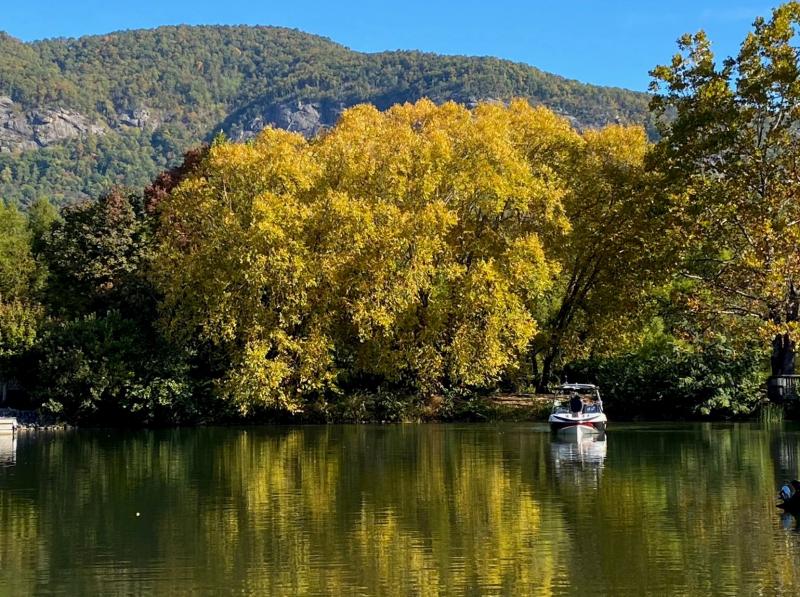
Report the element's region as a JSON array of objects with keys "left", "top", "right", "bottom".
[{"left": 0, "top": 417, "right": 18, "bottom": 435}]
